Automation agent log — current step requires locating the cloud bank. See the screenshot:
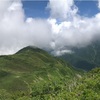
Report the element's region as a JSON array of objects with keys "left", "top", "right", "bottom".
[
  {"left": 48, "top": 0, "right": 100, "bottom": 55},
  {"left": 0, "top": 0, "right": 100, "bottom": 56},
  {"left": 0, "top": 0, "right": 52, "bottom": 55}
]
